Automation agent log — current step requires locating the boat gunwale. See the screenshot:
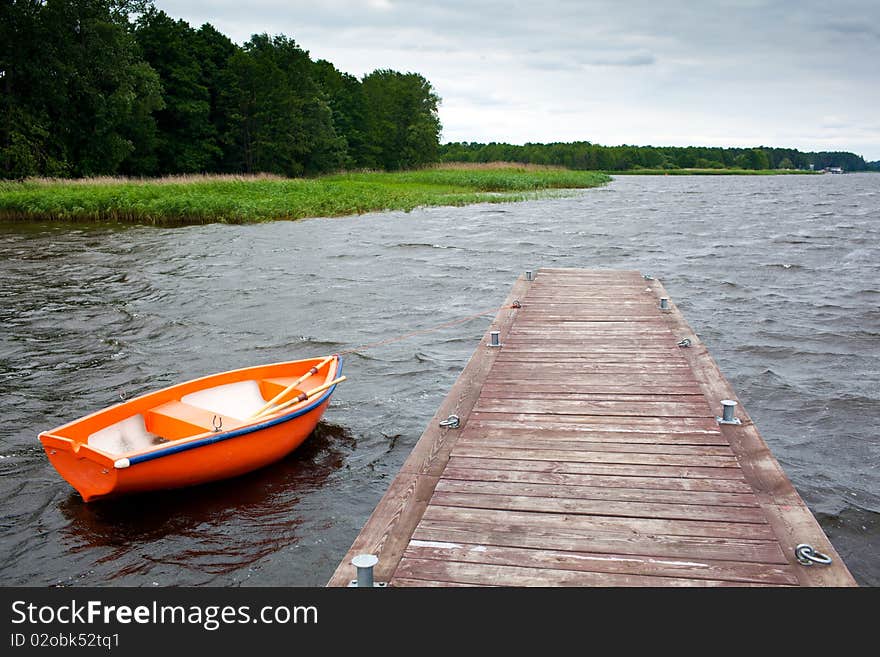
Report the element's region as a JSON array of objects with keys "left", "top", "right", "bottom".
[
  {"left": 39, "top": 355, "right": 342, "bottom": 466},
  {"left": 122, "top": 375, "right": 341, "bottom": 466}
]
